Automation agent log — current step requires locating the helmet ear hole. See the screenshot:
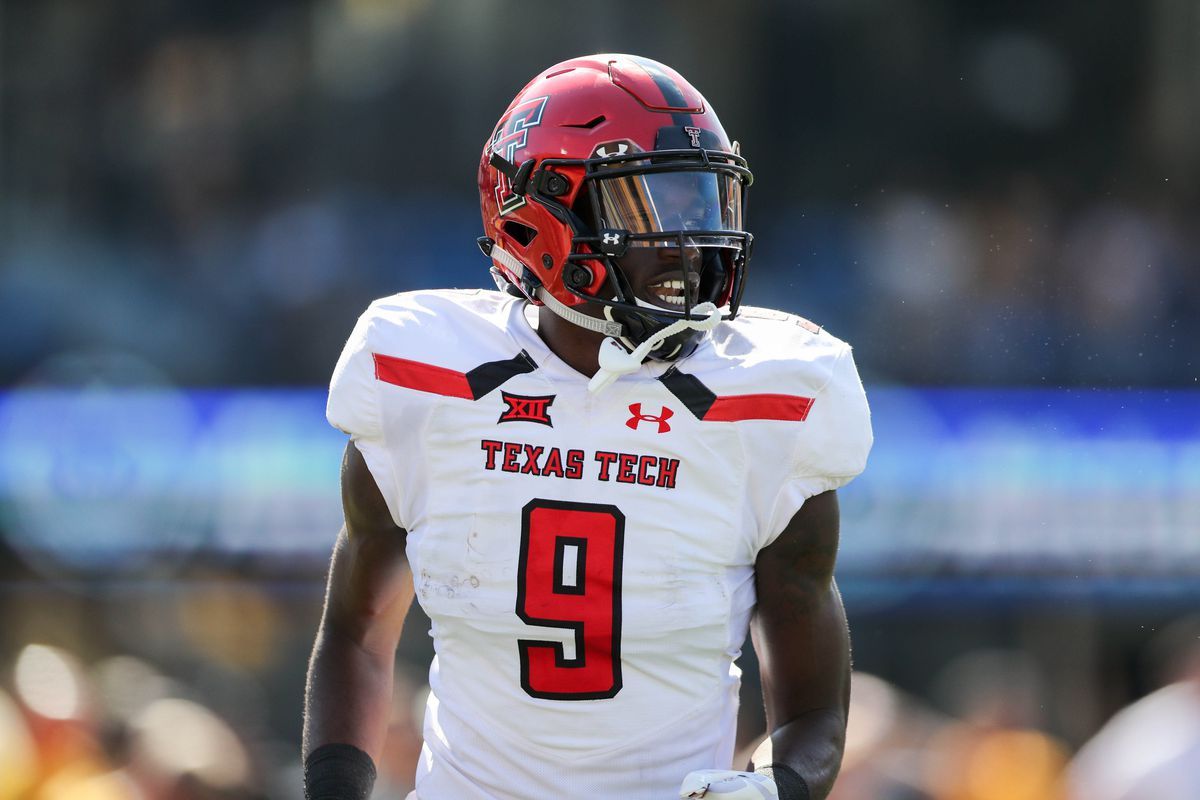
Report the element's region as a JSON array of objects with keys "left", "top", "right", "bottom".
[
  {"left": 565, "top": 264, "right": 593, "bottom": 290},
  {"left": 539, "top": 171, "right": 571, "bottom": 197},
  {"left": 502, "top": 221, "right": 538, "bottom": 247}
]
